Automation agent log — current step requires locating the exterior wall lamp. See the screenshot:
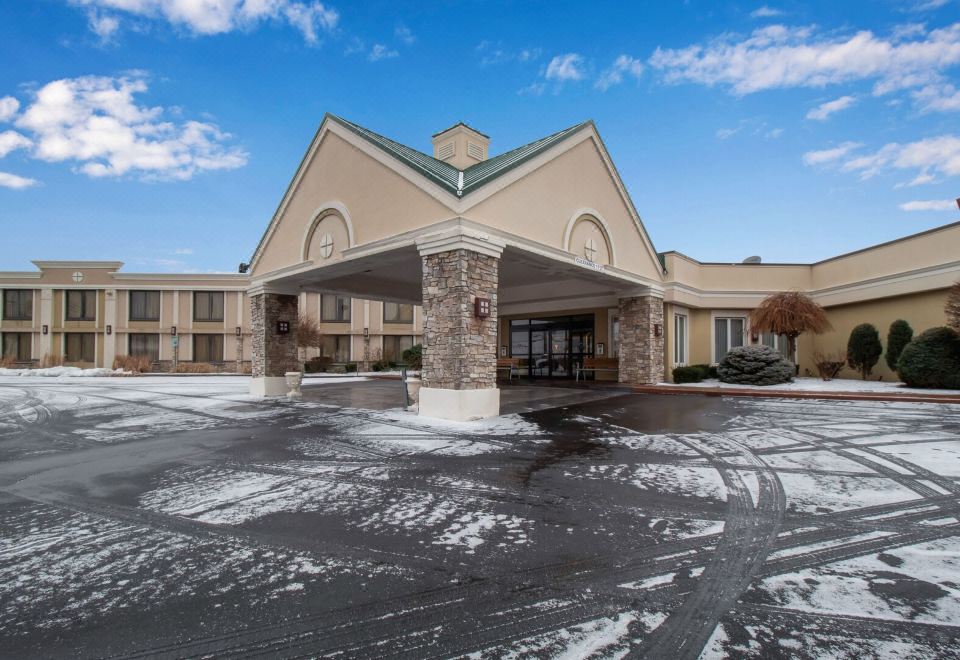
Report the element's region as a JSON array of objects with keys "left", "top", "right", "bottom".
[
  {"left": 654, "top": 323, "right": 663, "bottom": 337},
  {"left": 106, "top": 325, "right": 112, "bottom": 335},
  {"left": 474, "top": 297, "right": 491, "bottom": 318},
  {"left": 42, "top": 325, "right": 48, "bottom": 335},
  {"left": 235, "top": 326, "right": 242, "bottom": 337},
  {"left": 171, "top": 326, "right": 177, "bottom": 336}
]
